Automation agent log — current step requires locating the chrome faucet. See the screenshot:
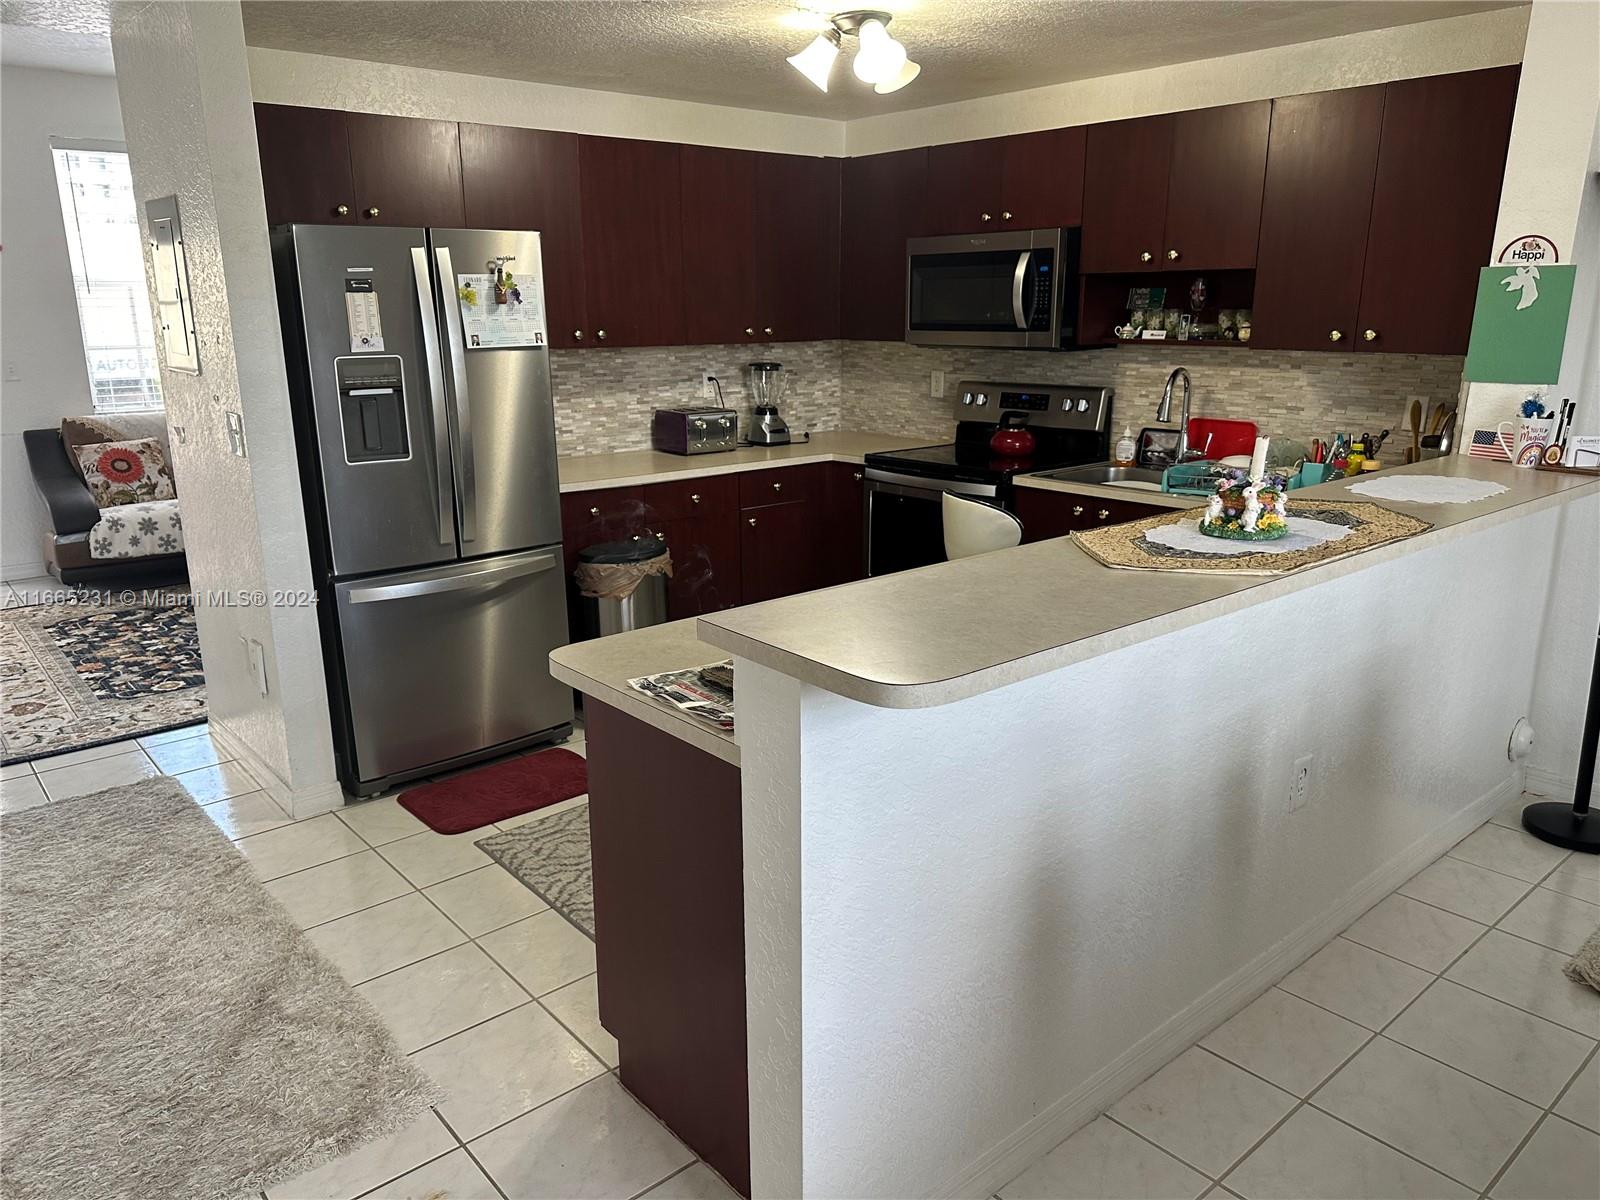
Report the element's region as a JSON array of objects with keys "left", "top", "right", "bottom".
[{"left": 1156, "top": 367, "right": 1195, "bottom": 461}]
